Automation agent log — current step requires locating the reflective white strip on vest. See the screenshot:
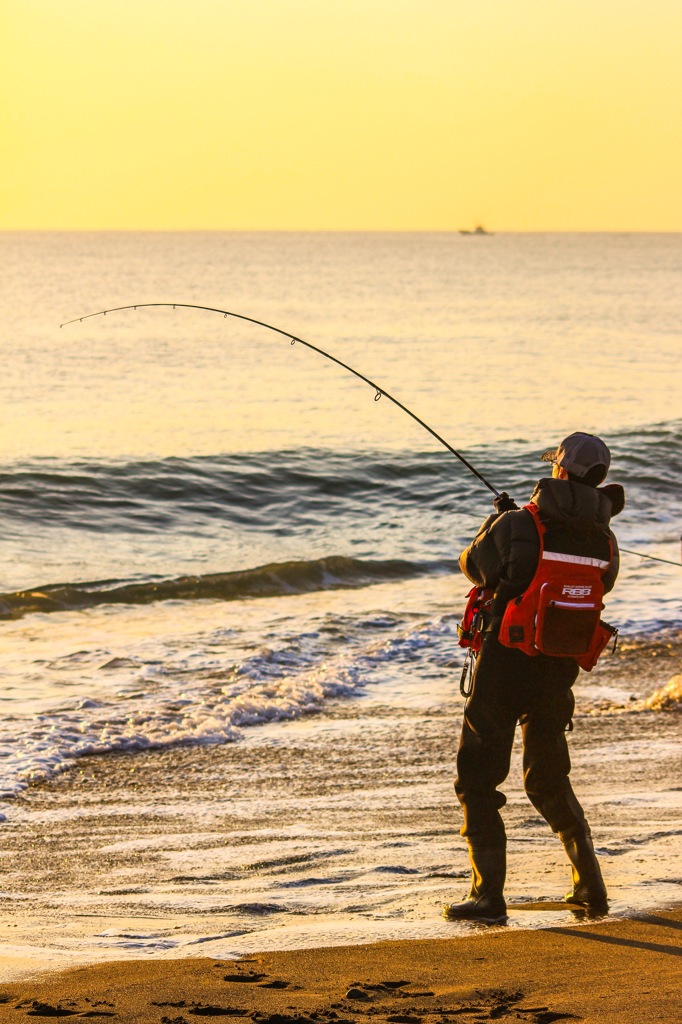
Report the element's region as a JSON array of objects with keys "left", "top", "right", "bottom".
[
  {"left": 550, "top": 600, "right": 600, "bottom": 609},
  {"left": 542, "top": 551, "right": 610, "bottom": 569}
]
